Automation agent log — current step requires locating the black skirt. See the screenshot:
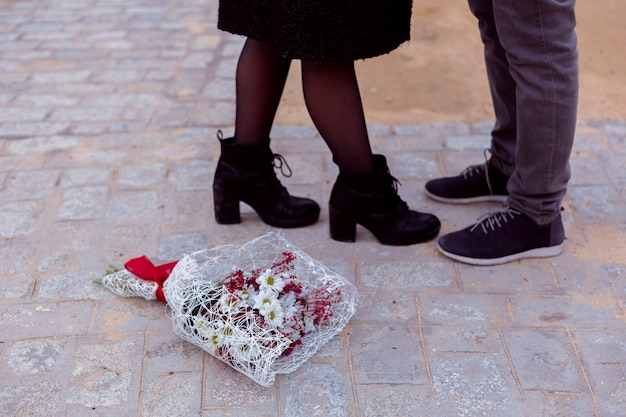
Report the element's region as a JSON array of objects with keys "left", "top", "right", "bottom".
[{"left": 218, "top": 0, "right": 412, "bottom": 61}]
